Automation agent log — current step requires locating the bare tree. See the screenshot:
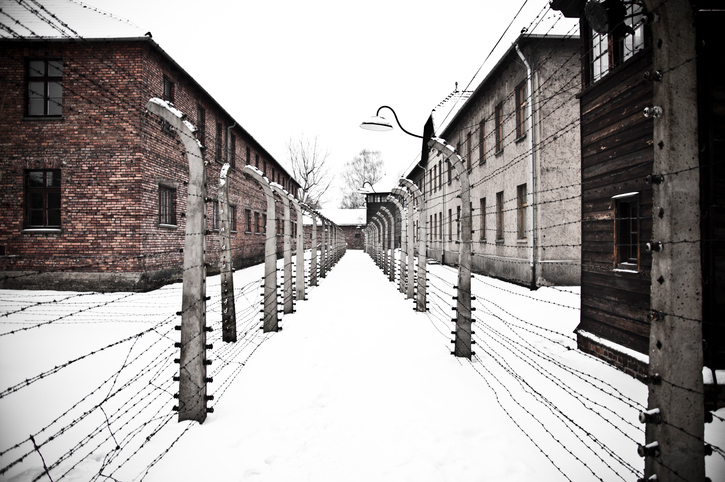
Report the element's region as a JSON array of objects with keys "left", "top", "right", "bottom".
[
  {"left": 339, "top": 149, "right": 385, "bottom": 209},
  {"left": 287, "top": 134, "right": 332, "bottom": 209}
]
